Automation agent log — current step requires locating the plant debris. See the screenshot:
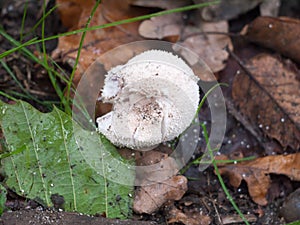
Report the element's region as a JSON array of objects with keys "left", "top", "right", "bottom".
[
  {"left": 133, "top": 175, "right": 187, "bottom": 214},
  {"left": 217, "top": 153, "right": 300, "bottom": 205},
  {"left": 244, "top": 16, "right": 300, "bottom": 64},
  {"left": 232, "top": 53, "right": 300, "bottom": 150}
]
